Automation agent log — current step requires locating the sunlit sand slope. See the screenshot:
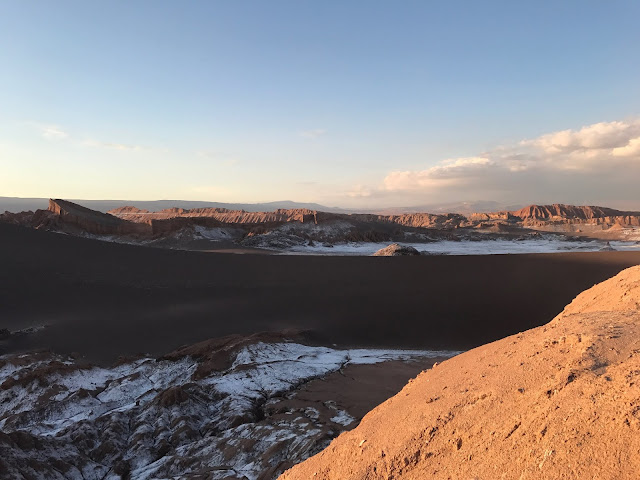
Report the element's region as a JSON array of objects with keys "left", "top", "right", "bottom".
[{"left": 281, "top": 266, "right": 640, "bottom": 479}]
